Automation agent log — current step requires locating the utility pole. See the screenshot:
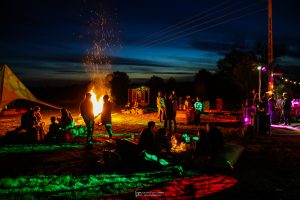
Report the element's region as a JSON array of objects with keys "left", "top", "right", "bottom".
[{"left": 268, "top": 0, "right": 274, "bottom": 92}]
